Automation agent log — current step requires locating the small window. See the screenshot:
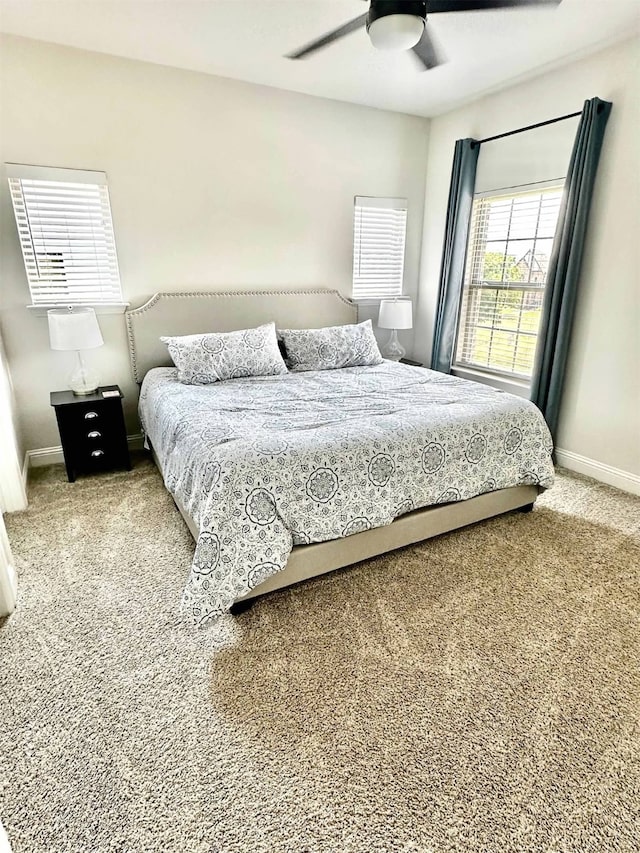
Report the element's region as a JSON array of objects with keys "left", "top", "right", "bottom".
[
  {"left": 6, "top": 164, "right": 123, "bottom": 307},
  {"left": 454, "top": 184, "right": 563, "bottom": 381},
  {"left": 352, "top": 196, "right": 407, "bottom": 301}
]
